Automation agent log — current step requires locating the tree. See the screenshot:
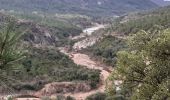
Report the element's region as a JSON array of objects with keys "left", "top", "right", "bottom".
[
  {"left": 0, "top": 19, "right": 24, "bottom": 89},
  {"left": 109, "top": 28, "right": 170, "bottom": 100}
]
